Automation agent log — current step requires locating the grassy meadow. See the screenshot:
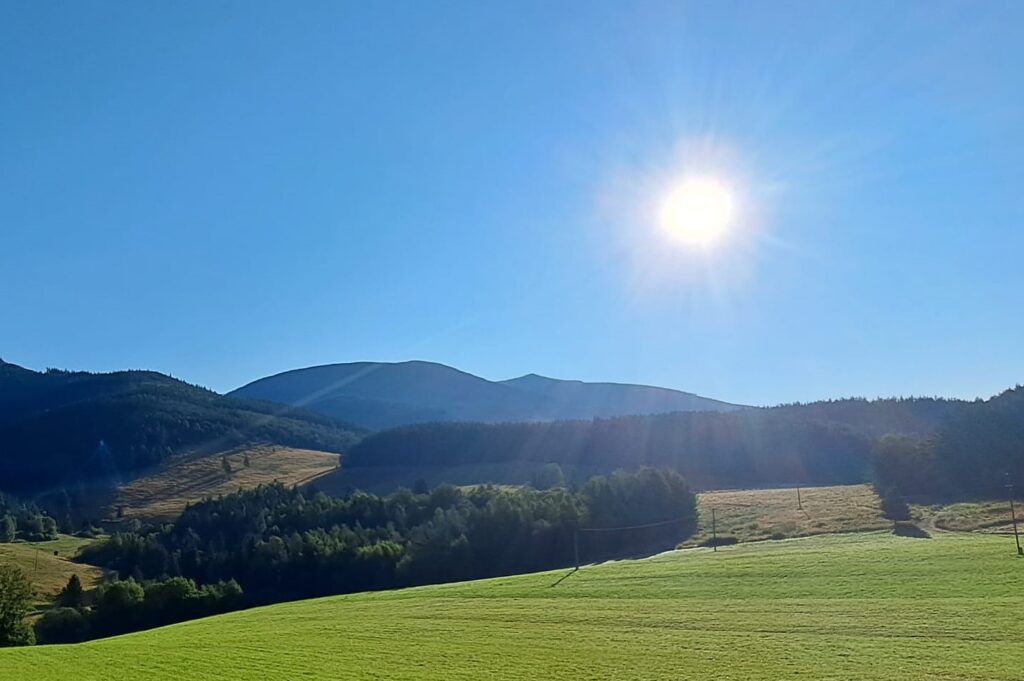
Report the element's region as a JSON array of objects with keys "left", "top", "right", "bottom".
[
  {"left": 685, "top": 483, "right": 891, "bottom": 546},
  {"left": 4, "top": 531, "right": 1023, "bottom": 680},
  {"left": 109, "top": 444, "right": 339, "bottom": 519},
  {"left": 0, "top": 535, "right": 104, "bottom": 605}
]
